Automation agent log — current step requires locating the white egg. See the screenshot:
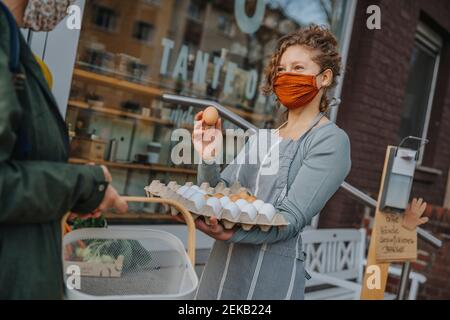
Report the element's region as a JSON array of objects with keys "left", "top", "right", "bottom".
[
  {"left": 219, "top": 196, "right": 231, "bottom": 207},
  {"left": 242, "top": 203, "right": 258, "bottom": 220},
  {"left": 224, "top": 202, "right": 240, "bottom": 219},
  {"left": 189, "top": 192, "right": 206, "bottom": 210},
  {"left": 200, "top": 182, "right": 210, "bottom": 190},
  {"left": 176, "top": 185, "right": 189, "bottom": 196},
  {"left": 235, "top": 199, "right": 249, "bottom": 210},
  {"left": 206, "top": 197, "right": 222, "bottom": 216},
  {"left": 252, "top": 199, "right": 265, "bottom": 211},
  {"left": 188, "top": 191, "right": 201, "bottom": 199},
  {"left": 259, "top": 203, "right": 276, "bottom": 221},
  {"left": 183, "top": 187, "right": 198, "bottom": 199},
  {"left": 167, "top": 181, "right": 178, "bottom": 190}
]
